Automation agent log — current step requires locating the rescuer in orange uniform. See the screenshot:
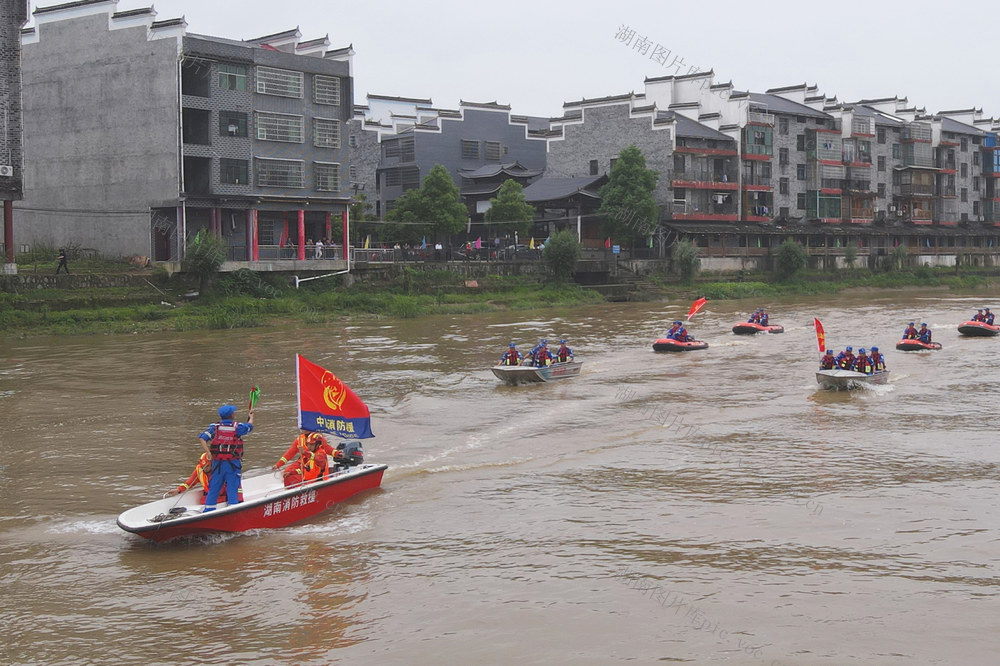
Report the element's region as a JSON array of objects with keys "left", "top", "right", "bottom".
[
  {"left": 272, "top": 431, "right": 334, "bottom": 487},
  {"left": 167, "top": 452, "right": 238, "bottom": 504}
]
